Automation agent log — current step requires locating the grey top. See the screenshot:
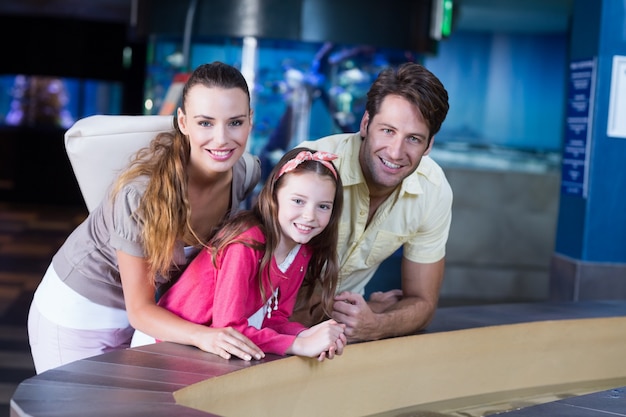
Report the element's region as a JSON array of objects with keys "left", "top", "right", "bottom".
[{"left": 52, "top": 154, "right": 261, "bottom": 309}]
